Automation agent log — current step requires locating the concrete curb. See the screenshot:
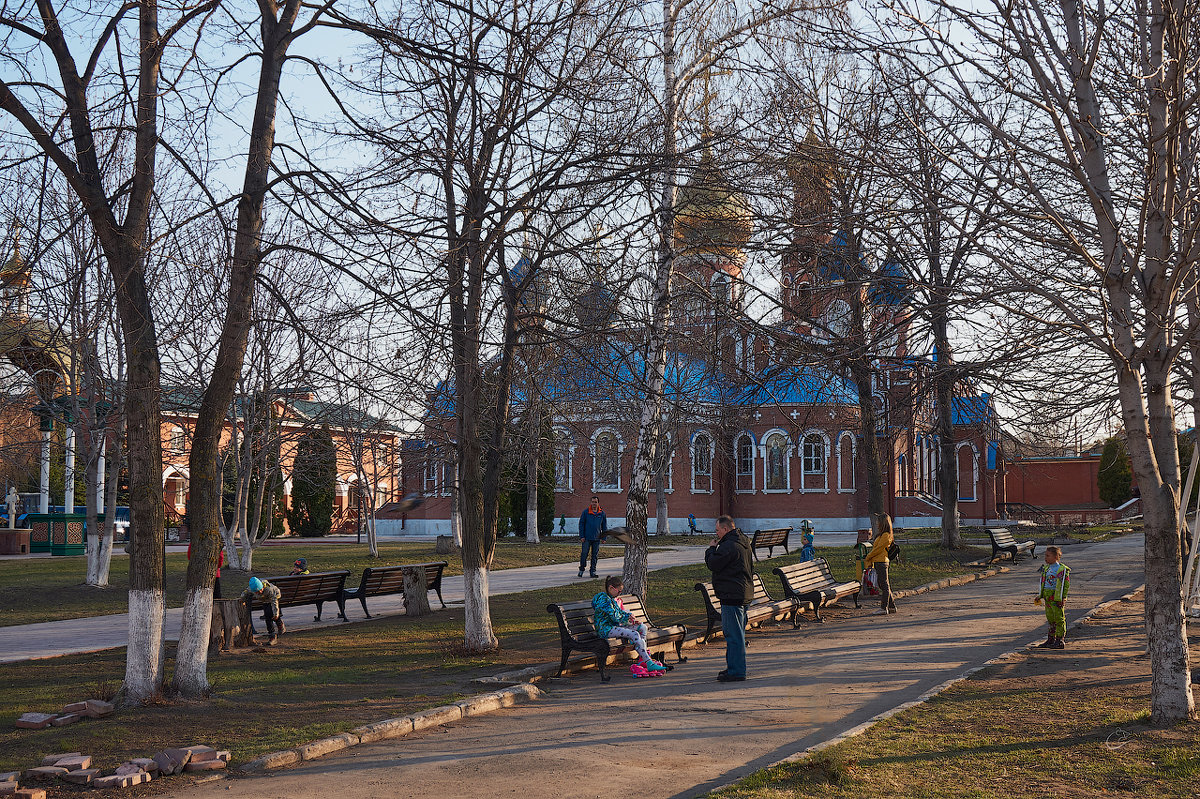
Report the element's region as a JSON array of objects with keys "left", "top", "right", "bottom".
[
  {"left": 475, "top": 563, "right": 1014, "bottom": 687},
  {"left": 715, "top": 582, "right": 1148, "bottom": 790},
  {"left": 239, "top": 683, "right": 544, "bottom": 773},
  {"left": 891, "top": 564, "right": 1010, "bottom": 600}
]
